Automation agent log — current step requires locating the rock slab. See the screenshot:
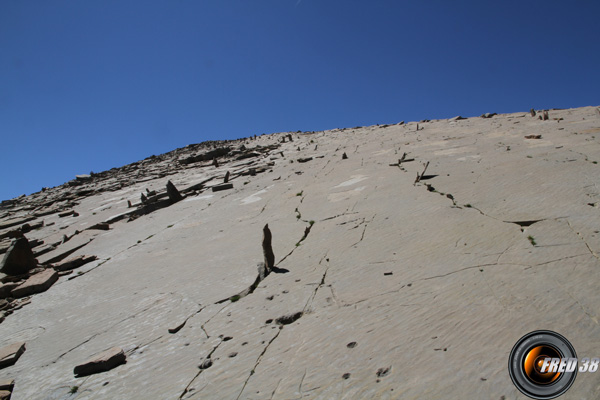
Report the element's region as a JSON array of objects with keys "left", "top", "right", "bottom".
[
  {"left": 73, "top": 347, "right": 126, "bottom": 377},
  {"left": 11, "top": 269, "right": 58, "bottom": 298},
  {"left": 53, "top": 255, "right": 97, "bottom": 272},
  {"left": 0, "top": 342, "right": 25, "bottom": 369}
]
